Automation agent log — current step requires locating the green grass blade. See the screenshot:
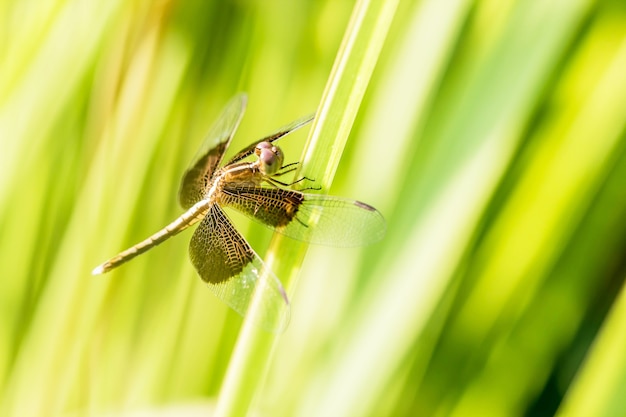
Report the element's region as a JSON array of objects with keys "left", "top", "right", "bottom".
[{"left": 214, "top": 0, "right": 399, "bottom": 416}]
